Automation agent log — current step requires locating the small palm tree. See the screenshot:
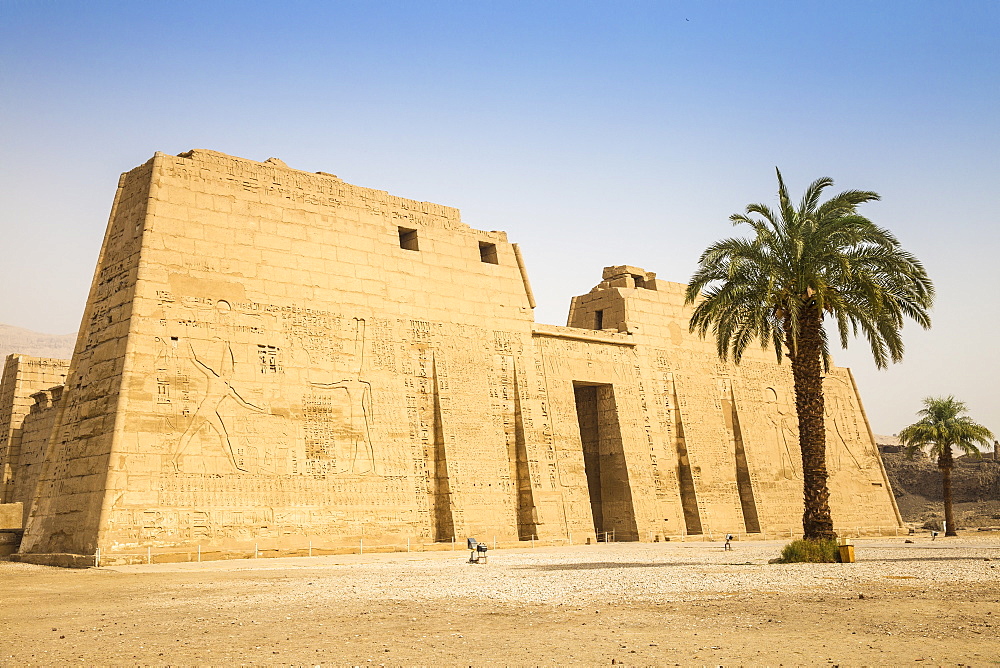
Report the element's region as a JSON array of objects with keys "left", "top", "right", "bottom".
[
  {"left": 899, "top": 396, "right": 994, "bottom": 536},
  {"left": 686, "top": 169, "right": 934, "bottom": 540}
]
